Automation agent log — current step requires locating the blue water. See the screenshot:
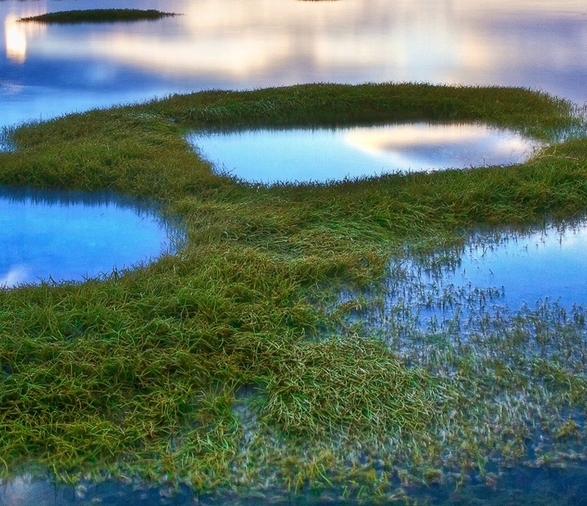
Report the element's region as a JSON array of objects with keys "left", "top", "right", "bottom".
[
  {"left": 2, "top": 0, "right": 587, "bottom": 131},
  {"left": 188, "top": 123, "right": 541, "bottom": 184},
  {"left": 438, "top": 222, "right": 587, "bottom": 310},
  {"left": 0, "top": 186, "right": 182, "bottom": 287}
]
